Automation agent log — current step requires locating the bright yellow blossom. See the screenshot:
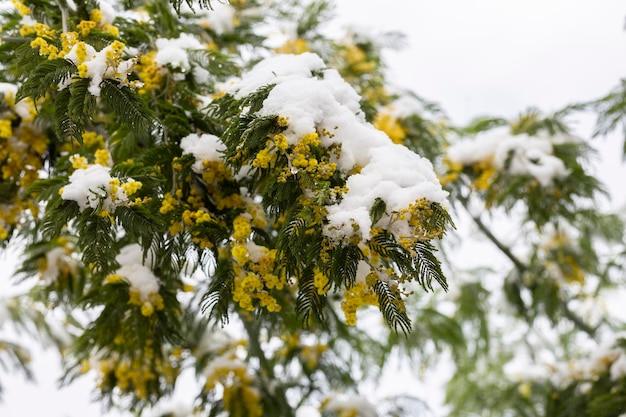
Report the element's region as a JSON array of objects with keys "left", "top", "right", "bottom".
[
  {"left": 95, "top": 149, "right": 112, "bottom": 166},
  {"left": 12, "top": 0, "right": 30, "bottom": 15},
  {"left": 89, "top": 8, "right": 103, "bottom": 23},
  {"left": 77, "top": 20, "right": 97, "bottom": 37},
  {"left": 232, "top": 214, "right": 252, "bottom": 241},
  {"left": 374, "top": 112, "right": 406, "bottom": 144},
  {"left": 232, "top": 244, "right": 248, "bottom": 266},
  {"left": 341, "top": 281, "right": 379, "bottom": 326},
  {"left": 70, "top": 154, "right": 89, "bottom": 170},
  {"left": 0, "top": 120, "right": 12, "bottom": 138}
]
